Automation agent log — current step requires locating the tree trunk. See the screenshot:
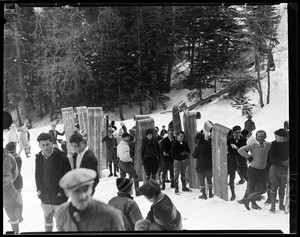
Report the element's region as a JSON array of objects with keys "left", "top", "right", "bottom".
[
  {"left": 190, "top": 40, "right": 195, "bottom": 76},
  {"left": 266, "top": 66, "right": 271, "bottom": 104},
  {"left": 255, "top": 53, "right": 264, "bottom": 108},
  {"left": 13, "top": 5, "right": 30, "bottom": 125},
  {"left": 15, "top": 105, "right": 22, "bottom": 127},
  {"left": 118, "top": 80, "right": 124, "bottom": 121},
  {"left": 139, "top": 99, "right": 143, "bottom": 115},
  {"left": 39, "top": 100, "right": 44, "bottom": 118}
]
